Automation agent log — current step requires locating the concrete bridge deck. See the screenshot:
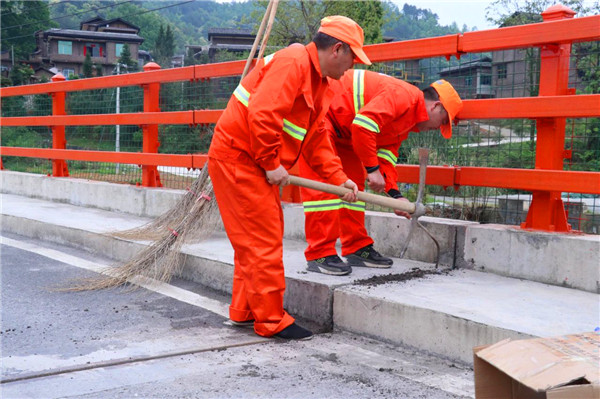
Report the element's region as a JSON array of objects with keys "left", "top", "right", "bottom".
[{"left": 1, "top": 171, "right": 598, "bottom": 364}]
